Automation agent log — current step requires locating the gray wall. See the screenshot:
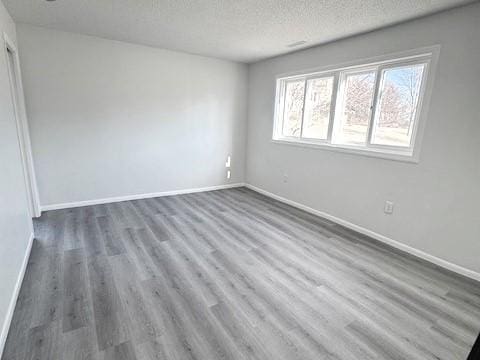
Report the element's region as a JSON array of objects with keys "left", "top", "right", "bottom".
[
  {"left": 17, "top": 25, "right": 248, "bottom": 207},
  {"left": 0, "top": 1, "right": 33, "bottom": 351},
  {"left": 246, "top": 4, "right": 480, "bottom": 274}
]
